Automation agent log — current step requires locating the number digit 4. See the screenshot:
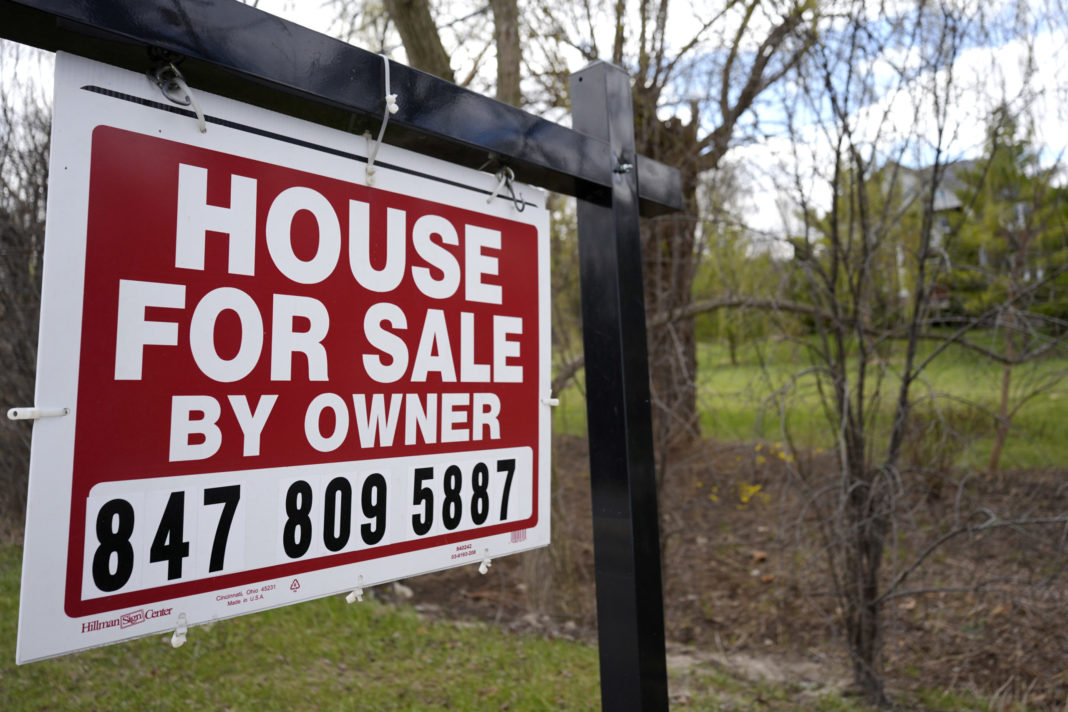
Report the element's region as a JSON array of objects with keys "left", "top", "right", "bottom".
[{"left": 149, "top": 491, "right": 189, "bottom": 581}]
